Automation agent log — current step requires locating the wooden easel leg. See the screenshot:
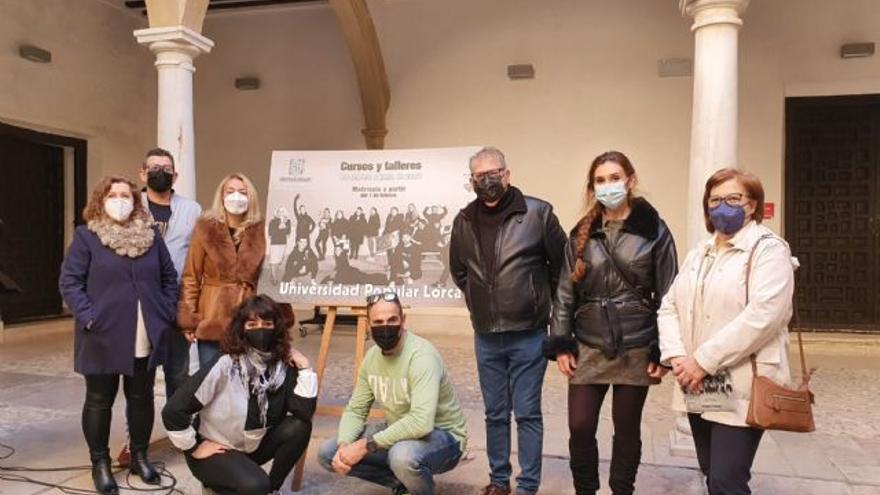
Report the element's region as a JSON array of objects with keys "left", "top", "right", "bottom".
[
  {"left": 353, "top": 311, "right": 368, "bottom": 384},
  {"left": 291, "top": 306, "right": 337, "bottom": 492}
]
